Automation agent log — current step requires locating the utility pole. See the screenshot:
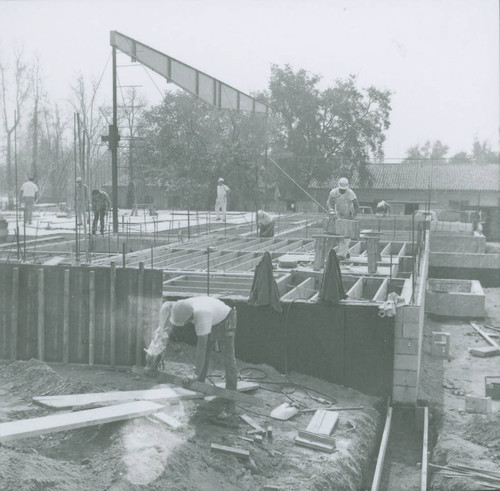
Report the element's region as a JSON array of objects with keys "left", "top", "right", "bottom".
[{"left": 111, "top": 46, "right": 119, "bottom": 233}]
